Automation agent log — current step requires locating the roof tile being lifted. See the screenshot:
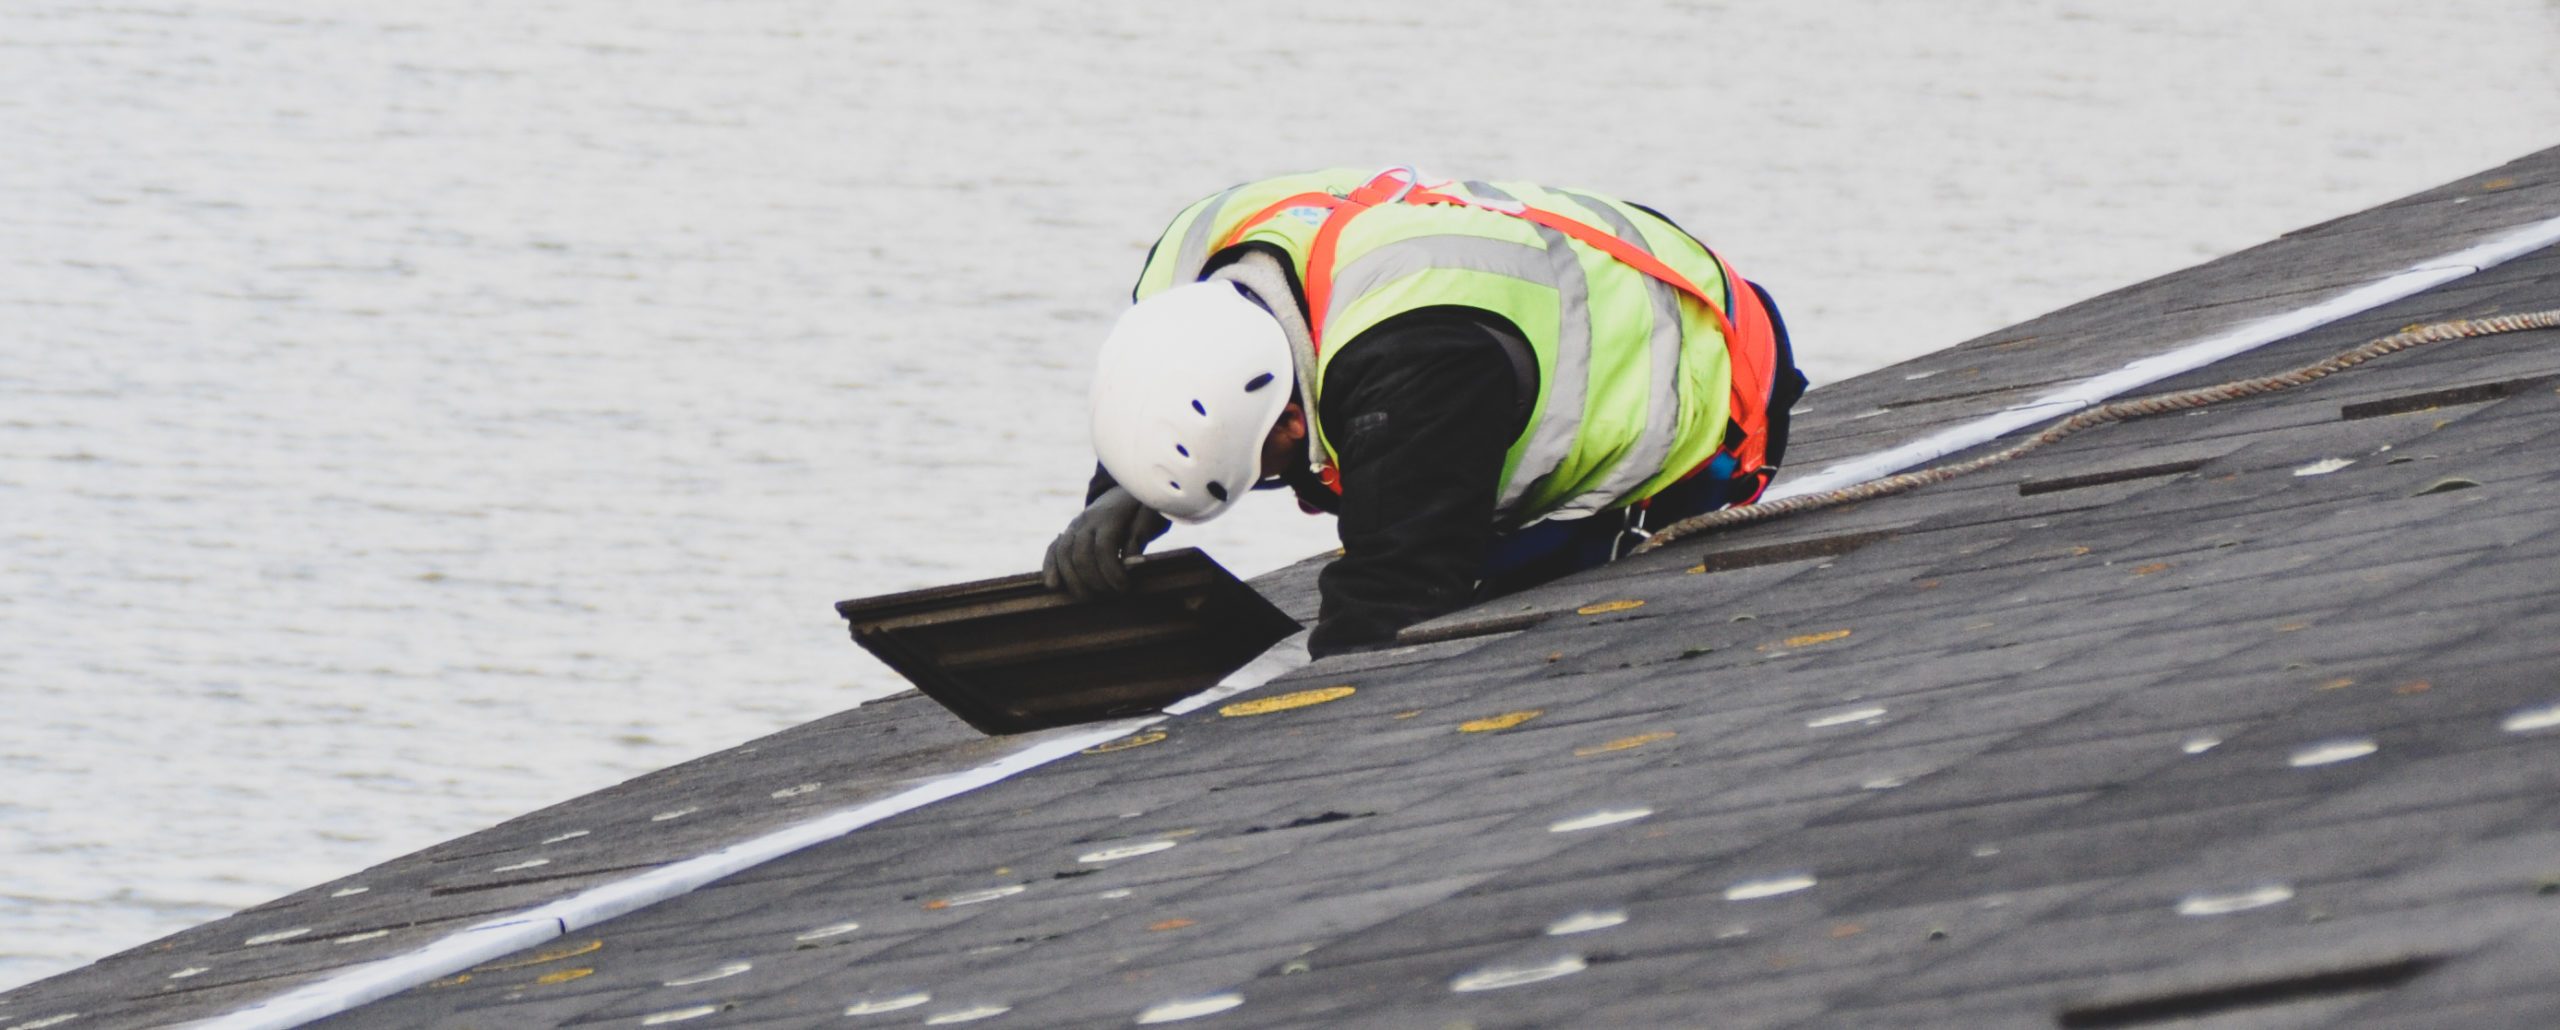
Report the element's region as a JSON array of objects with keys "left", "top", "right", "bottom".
[{"left": 9, "top": 145, "right": 2560, "bottom": 1030}]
